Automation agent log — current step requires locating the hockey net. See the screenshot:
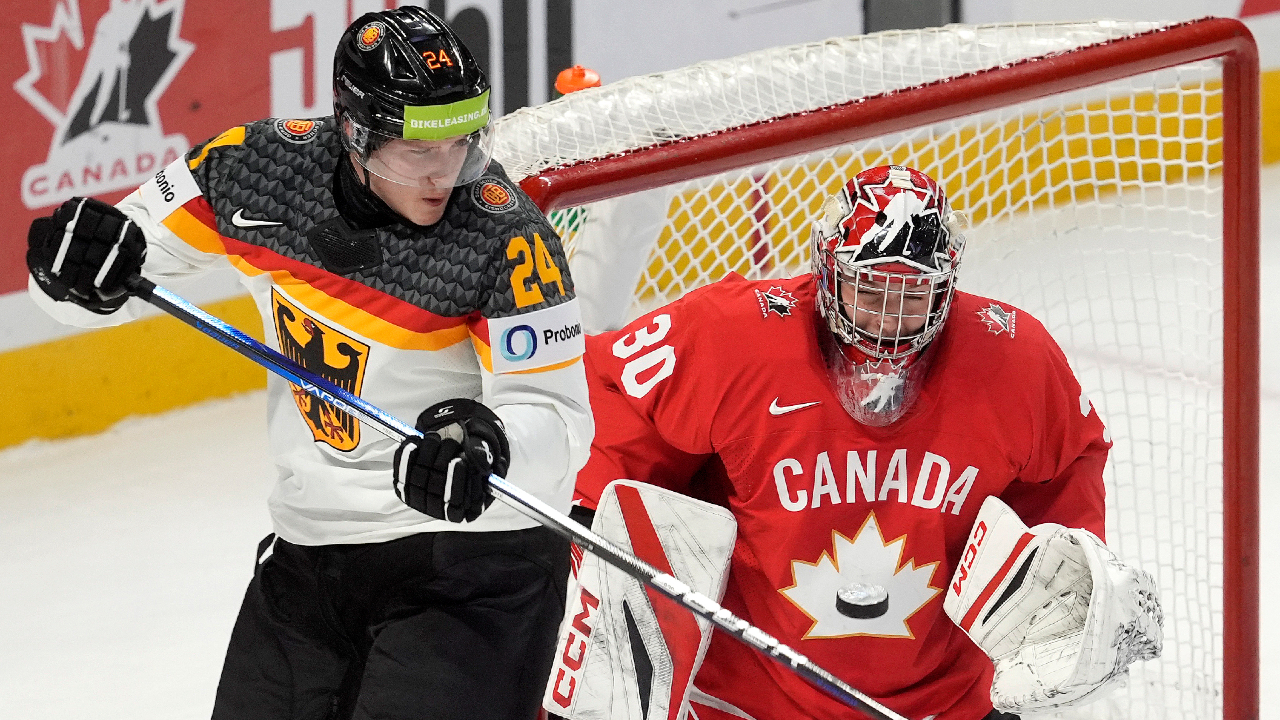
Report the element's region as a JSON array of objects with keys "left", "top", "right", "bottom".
[{"left": 494, "top": 18, "right": 1259, "bottom": 720}]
